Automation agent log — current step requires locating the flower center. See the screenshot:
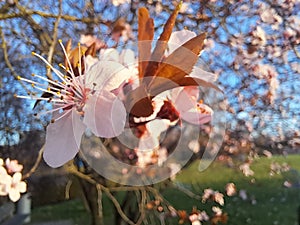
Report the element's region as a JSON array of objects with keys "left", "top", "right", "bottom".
[{"left": 15, "top": 41, "right": 90, "bottom": 123}]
